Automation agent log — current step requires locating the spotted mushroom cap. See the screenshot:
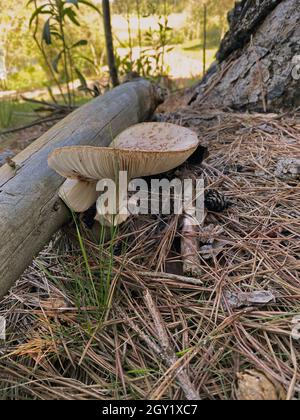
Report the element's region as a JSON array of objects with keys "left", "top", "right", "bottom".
[
  {"left": 48, "top": 122, "right": 199, "bottom": 218},
  {"left": 48, "top": 122, "right": 199, "bottom": 182}
]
